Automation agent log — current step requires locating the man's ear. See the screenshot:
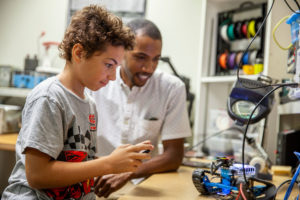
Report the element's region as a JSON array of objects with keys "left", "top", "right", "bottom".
[{"left": 72, "top": 43, "right": 84, "bottom": 63}]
